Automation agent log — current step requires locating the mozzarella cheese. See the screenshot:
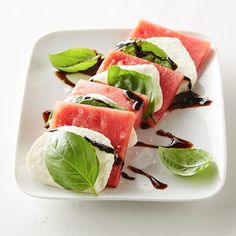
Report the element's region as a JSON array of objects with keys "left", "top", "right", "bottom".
[
  {"left": 145, "top": 37, "right": 197, "bottom": 93},
  {"left": 90, "top": 64, "right": 163, "bottom": 112},
  {"left": 26, "top": 126, "right": 115, "bottom": 193}
]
